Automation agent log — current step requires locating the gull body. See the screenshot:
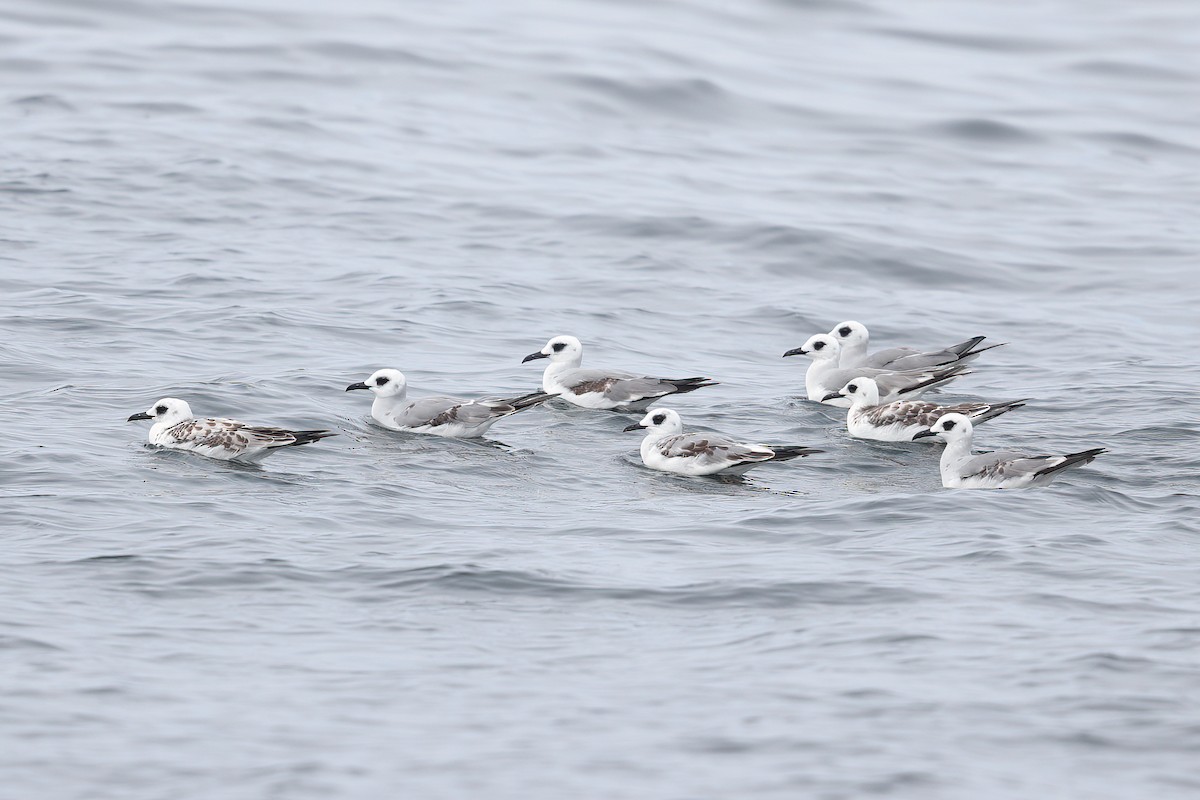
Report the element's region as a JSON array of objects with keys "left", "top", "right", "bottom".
[
  {"left": 127, "top": 398, "right": 335, "bottom": 463},
  {"left": 346, "top": 369, "right": 553, "bottom": 438},
  {"left": 783, "top": 334, "right": 968, "bottom": 407},
  {"left": 623, "top": 408, "right": 822, "bottom": 477},
  {"left": 522, "top": 335, "right": 716, "bottom": 412},
  {"left": 831, "top": 377, "right": 1026, "bottom": 442},
  {"left": 829, "top": 320, "right": 1003, "bottom": 370},
  {"left": 914, "top": 413, "right": 1105, "bottom": 489}
]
